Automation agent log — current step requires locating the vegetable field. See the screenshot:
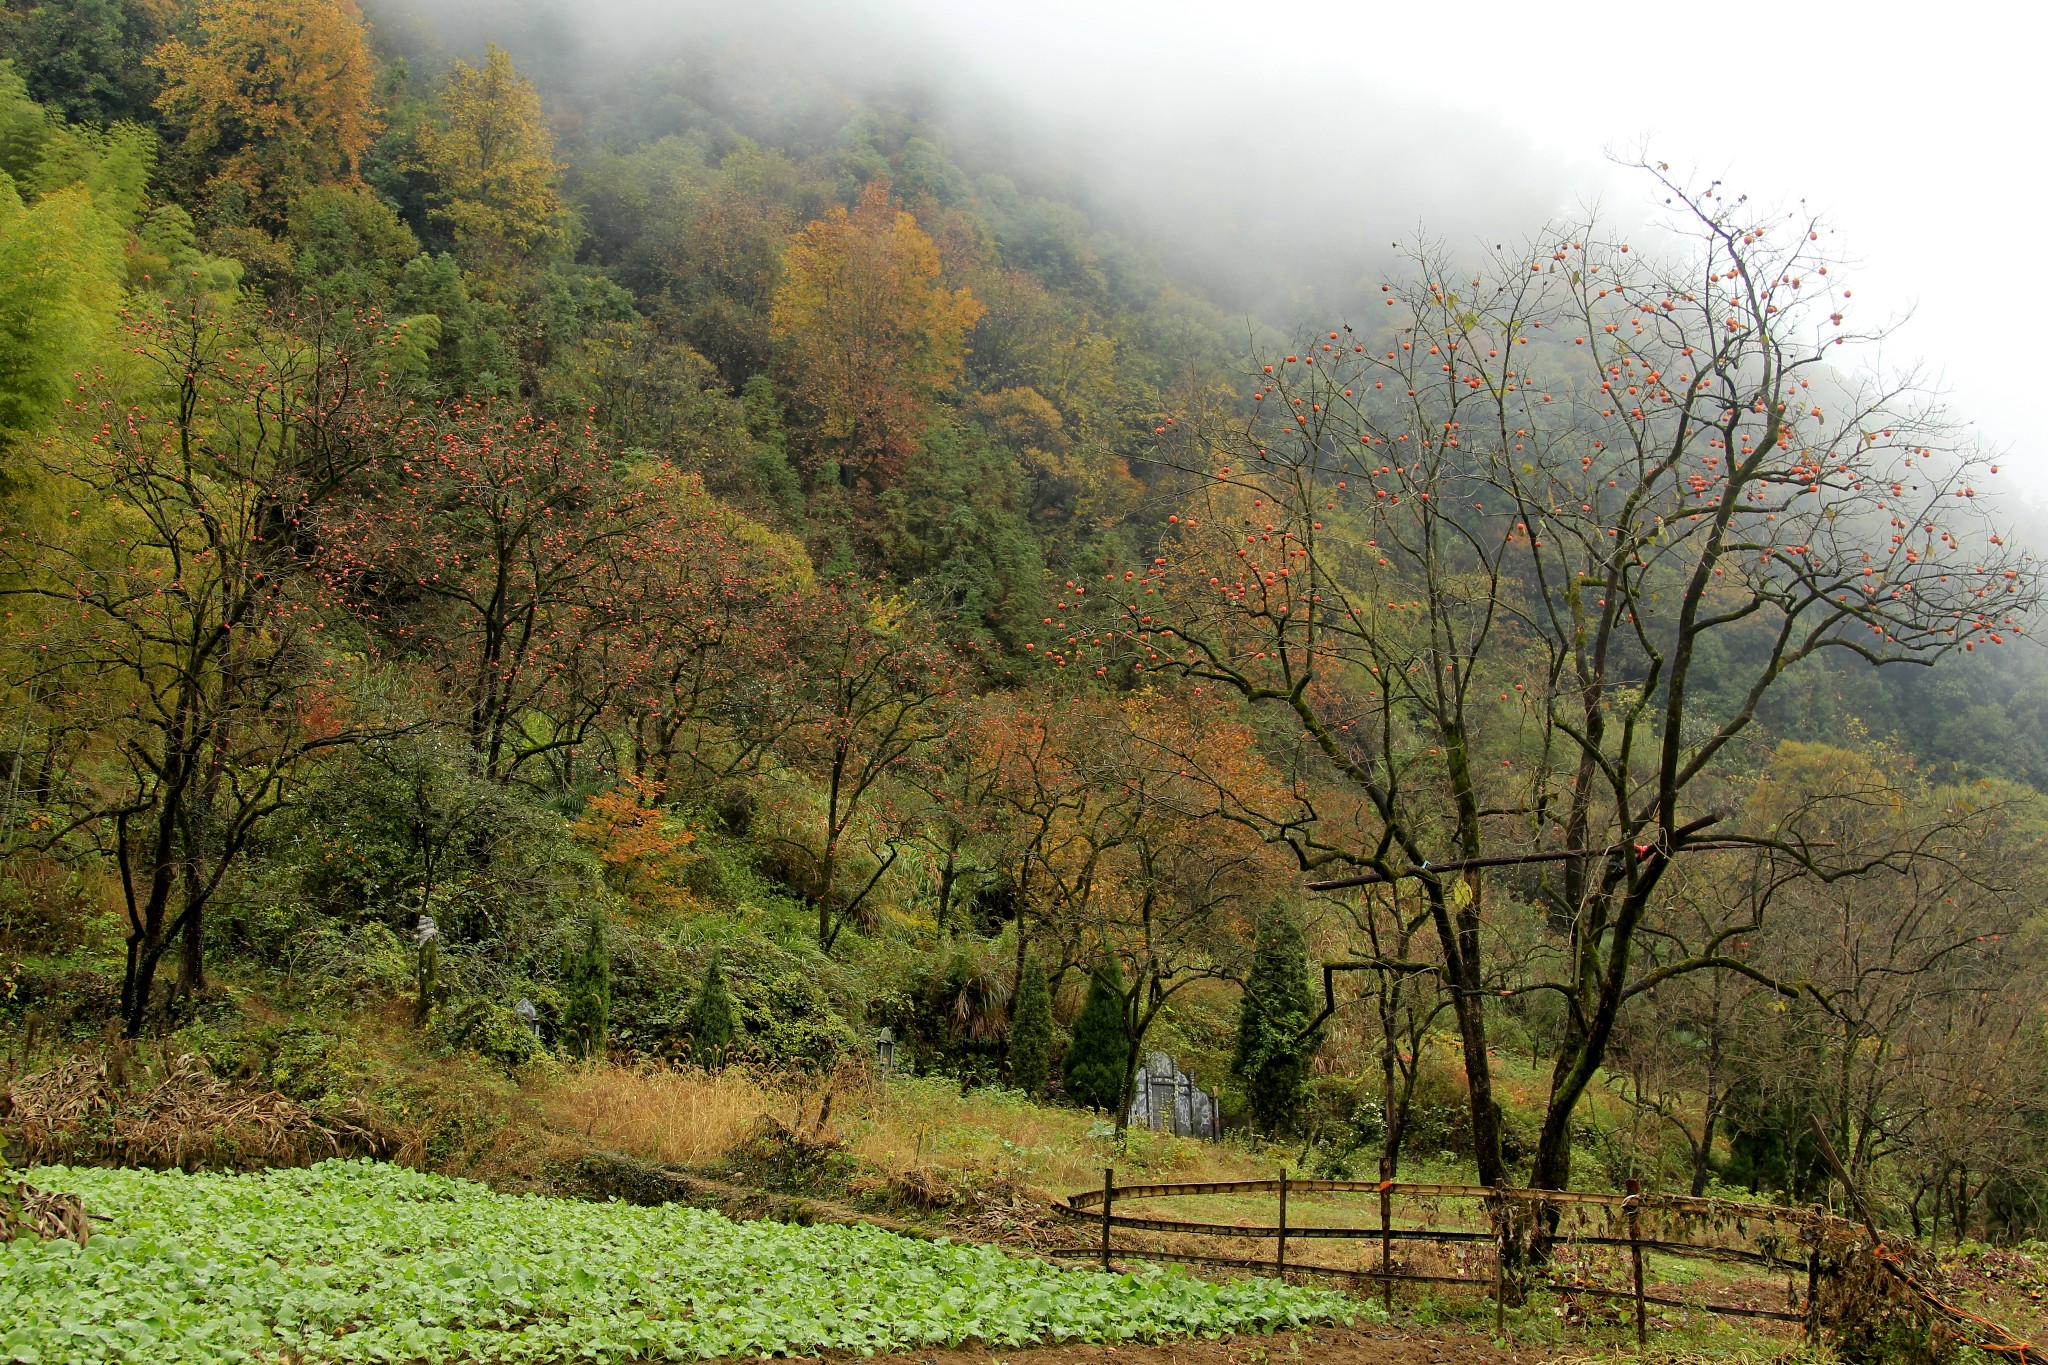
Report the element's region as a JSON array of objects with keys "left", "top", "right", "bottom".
[{"left": 1, "top": 1161, "right": 1353, "bottom": 1364}]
